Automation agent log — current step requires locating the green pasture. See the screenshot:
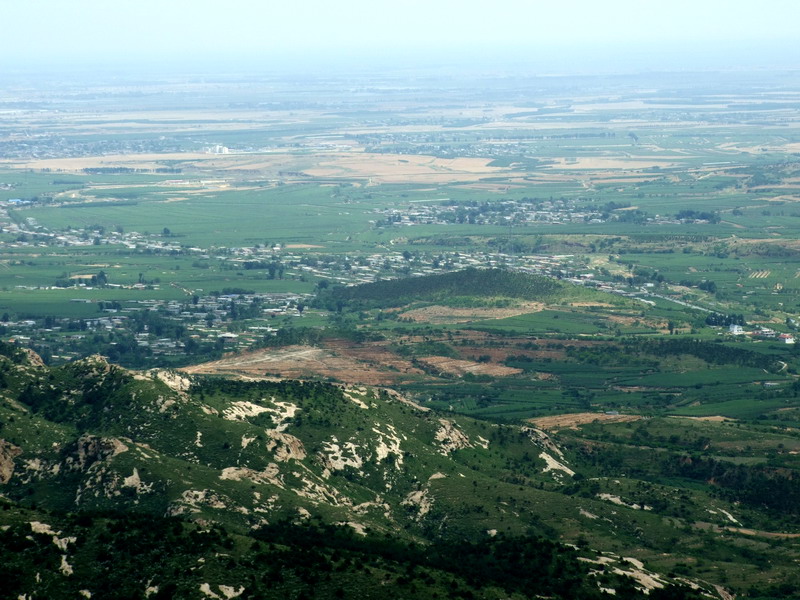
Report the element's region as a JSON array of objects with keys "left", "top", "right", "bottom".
[
  {"left": 20, "top": 184, "right": 375, "bottom": 247},
  {"left": 0, "top": 287, "right": 183, "bottom": 318},
  {"left": 670, "top": 396, "right": 797, "bottom": 419},
  {"left": 0, "top": 170, "right": 185, "bottom": 202},
  {"left": 616, "top": 366, "right": 783, "bottom": 388}
]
